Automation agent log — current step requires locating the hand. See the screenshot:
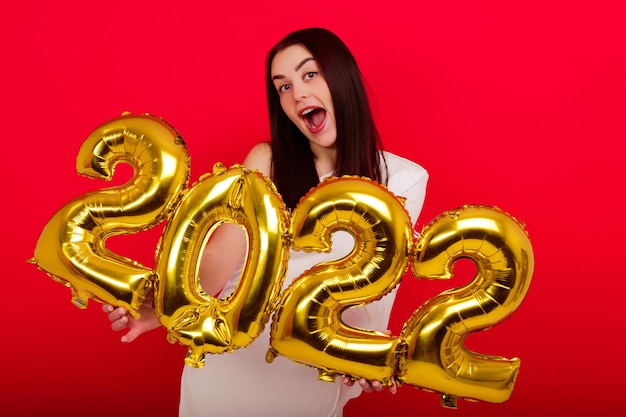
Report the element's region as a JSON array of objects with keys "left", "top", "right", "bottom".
[
  {"left": 342, "top": 376, "right": 398, "bottom": 395},
  {"left": 340, "top": 329, "right": 398, "bottom": 394},
  {"left": 102, "top": 301, "right": 160, "bottom": 343}
]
